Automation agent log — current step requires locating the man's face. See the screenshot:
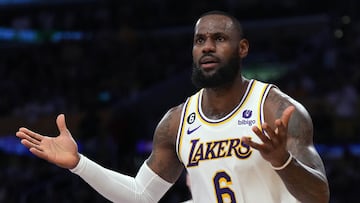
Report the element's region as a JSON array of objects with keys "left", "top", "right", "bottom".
[{"left": 191, "top": 14, "right": 242, "bottom": 88}]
